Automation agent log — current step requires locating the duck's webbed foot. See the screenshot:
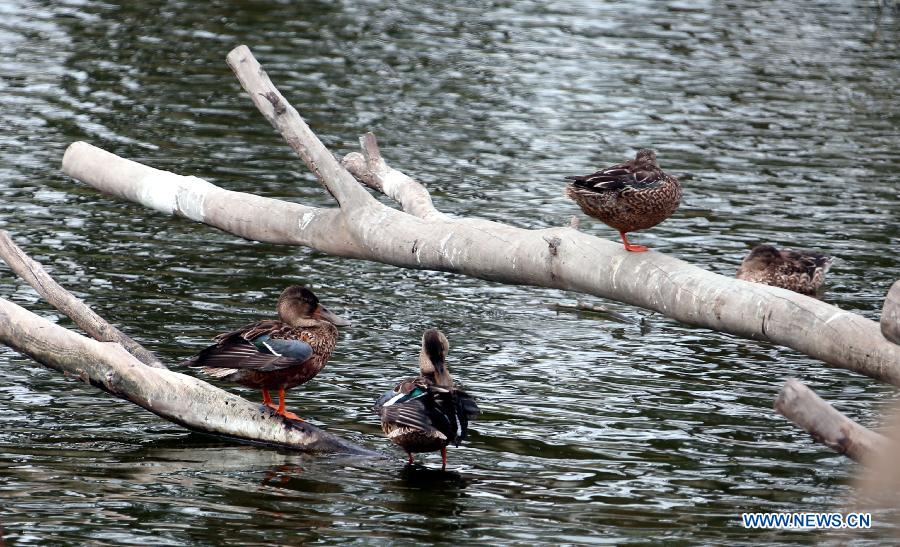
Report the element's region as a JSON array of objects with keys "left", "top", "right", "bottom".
[
  {"left": 265, "top": 387, "right": 305, "bottom": 422},
  {"left": 620, "top": 232, "right": 649, "bottom": 252}
]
